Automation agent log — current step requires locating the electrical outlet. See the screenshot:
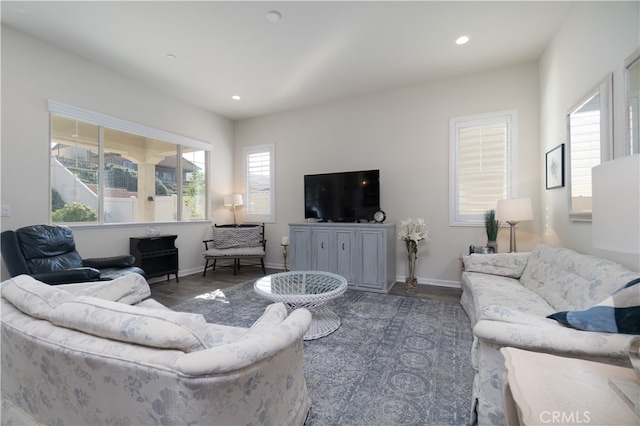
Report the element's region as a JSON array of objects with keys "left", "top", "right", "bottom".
[{"left": 1, "top": 205, "right": 10, "bottom": 217}]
